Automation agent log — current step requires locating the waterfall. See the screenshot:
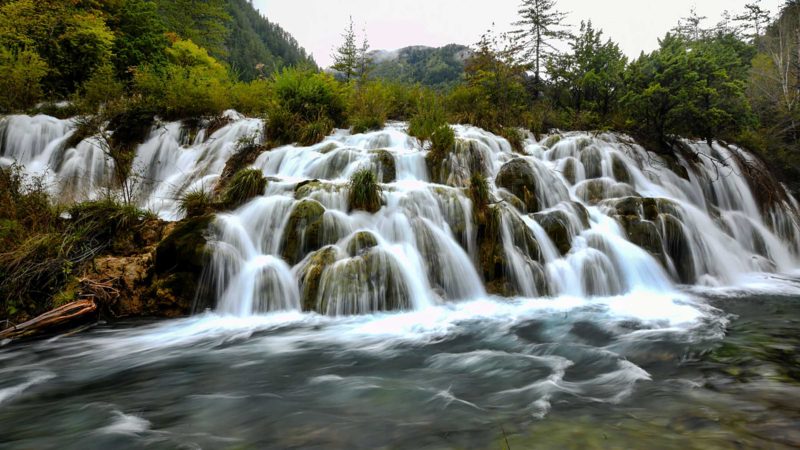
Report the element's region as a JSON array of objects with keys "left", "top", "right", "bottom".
[{"left": 2, "top": 113, "right": 799, "bottom": 316}]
